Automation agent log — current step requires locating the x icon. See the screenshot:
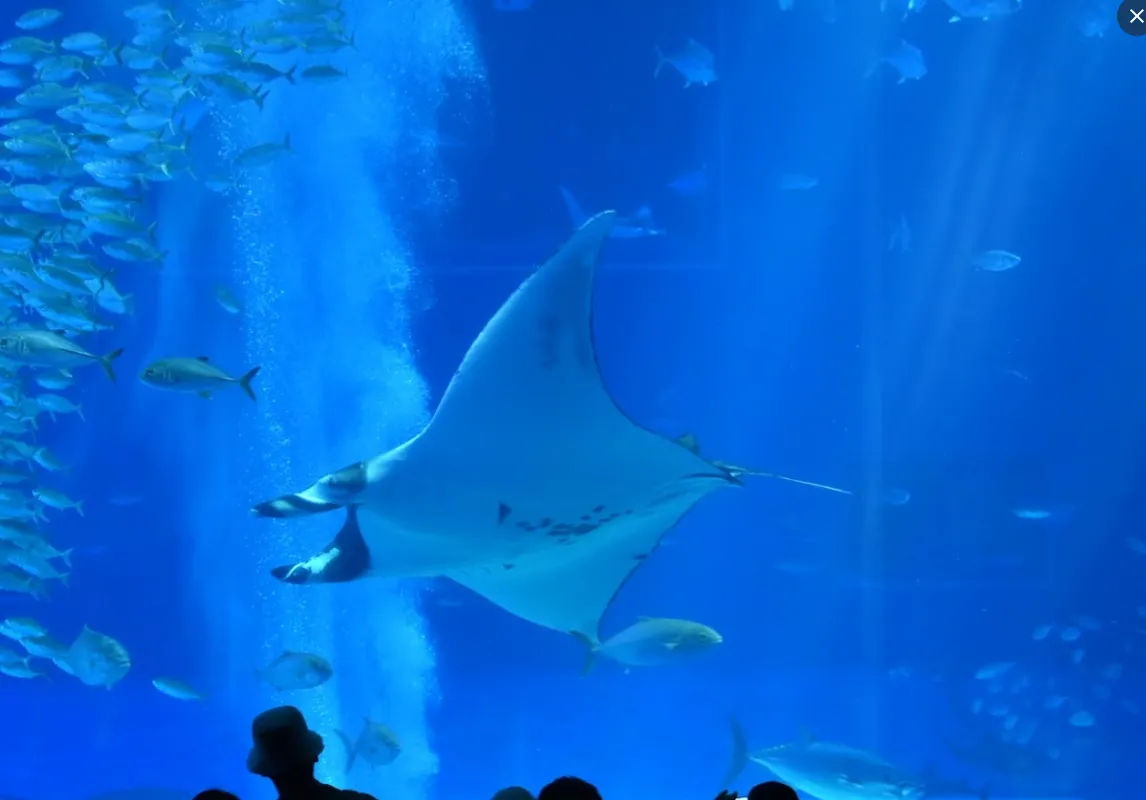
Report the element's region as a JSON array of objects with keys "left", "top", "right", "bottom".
[{"left": 1133, "top": 8, "right": 1145, "bottom": 21}]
